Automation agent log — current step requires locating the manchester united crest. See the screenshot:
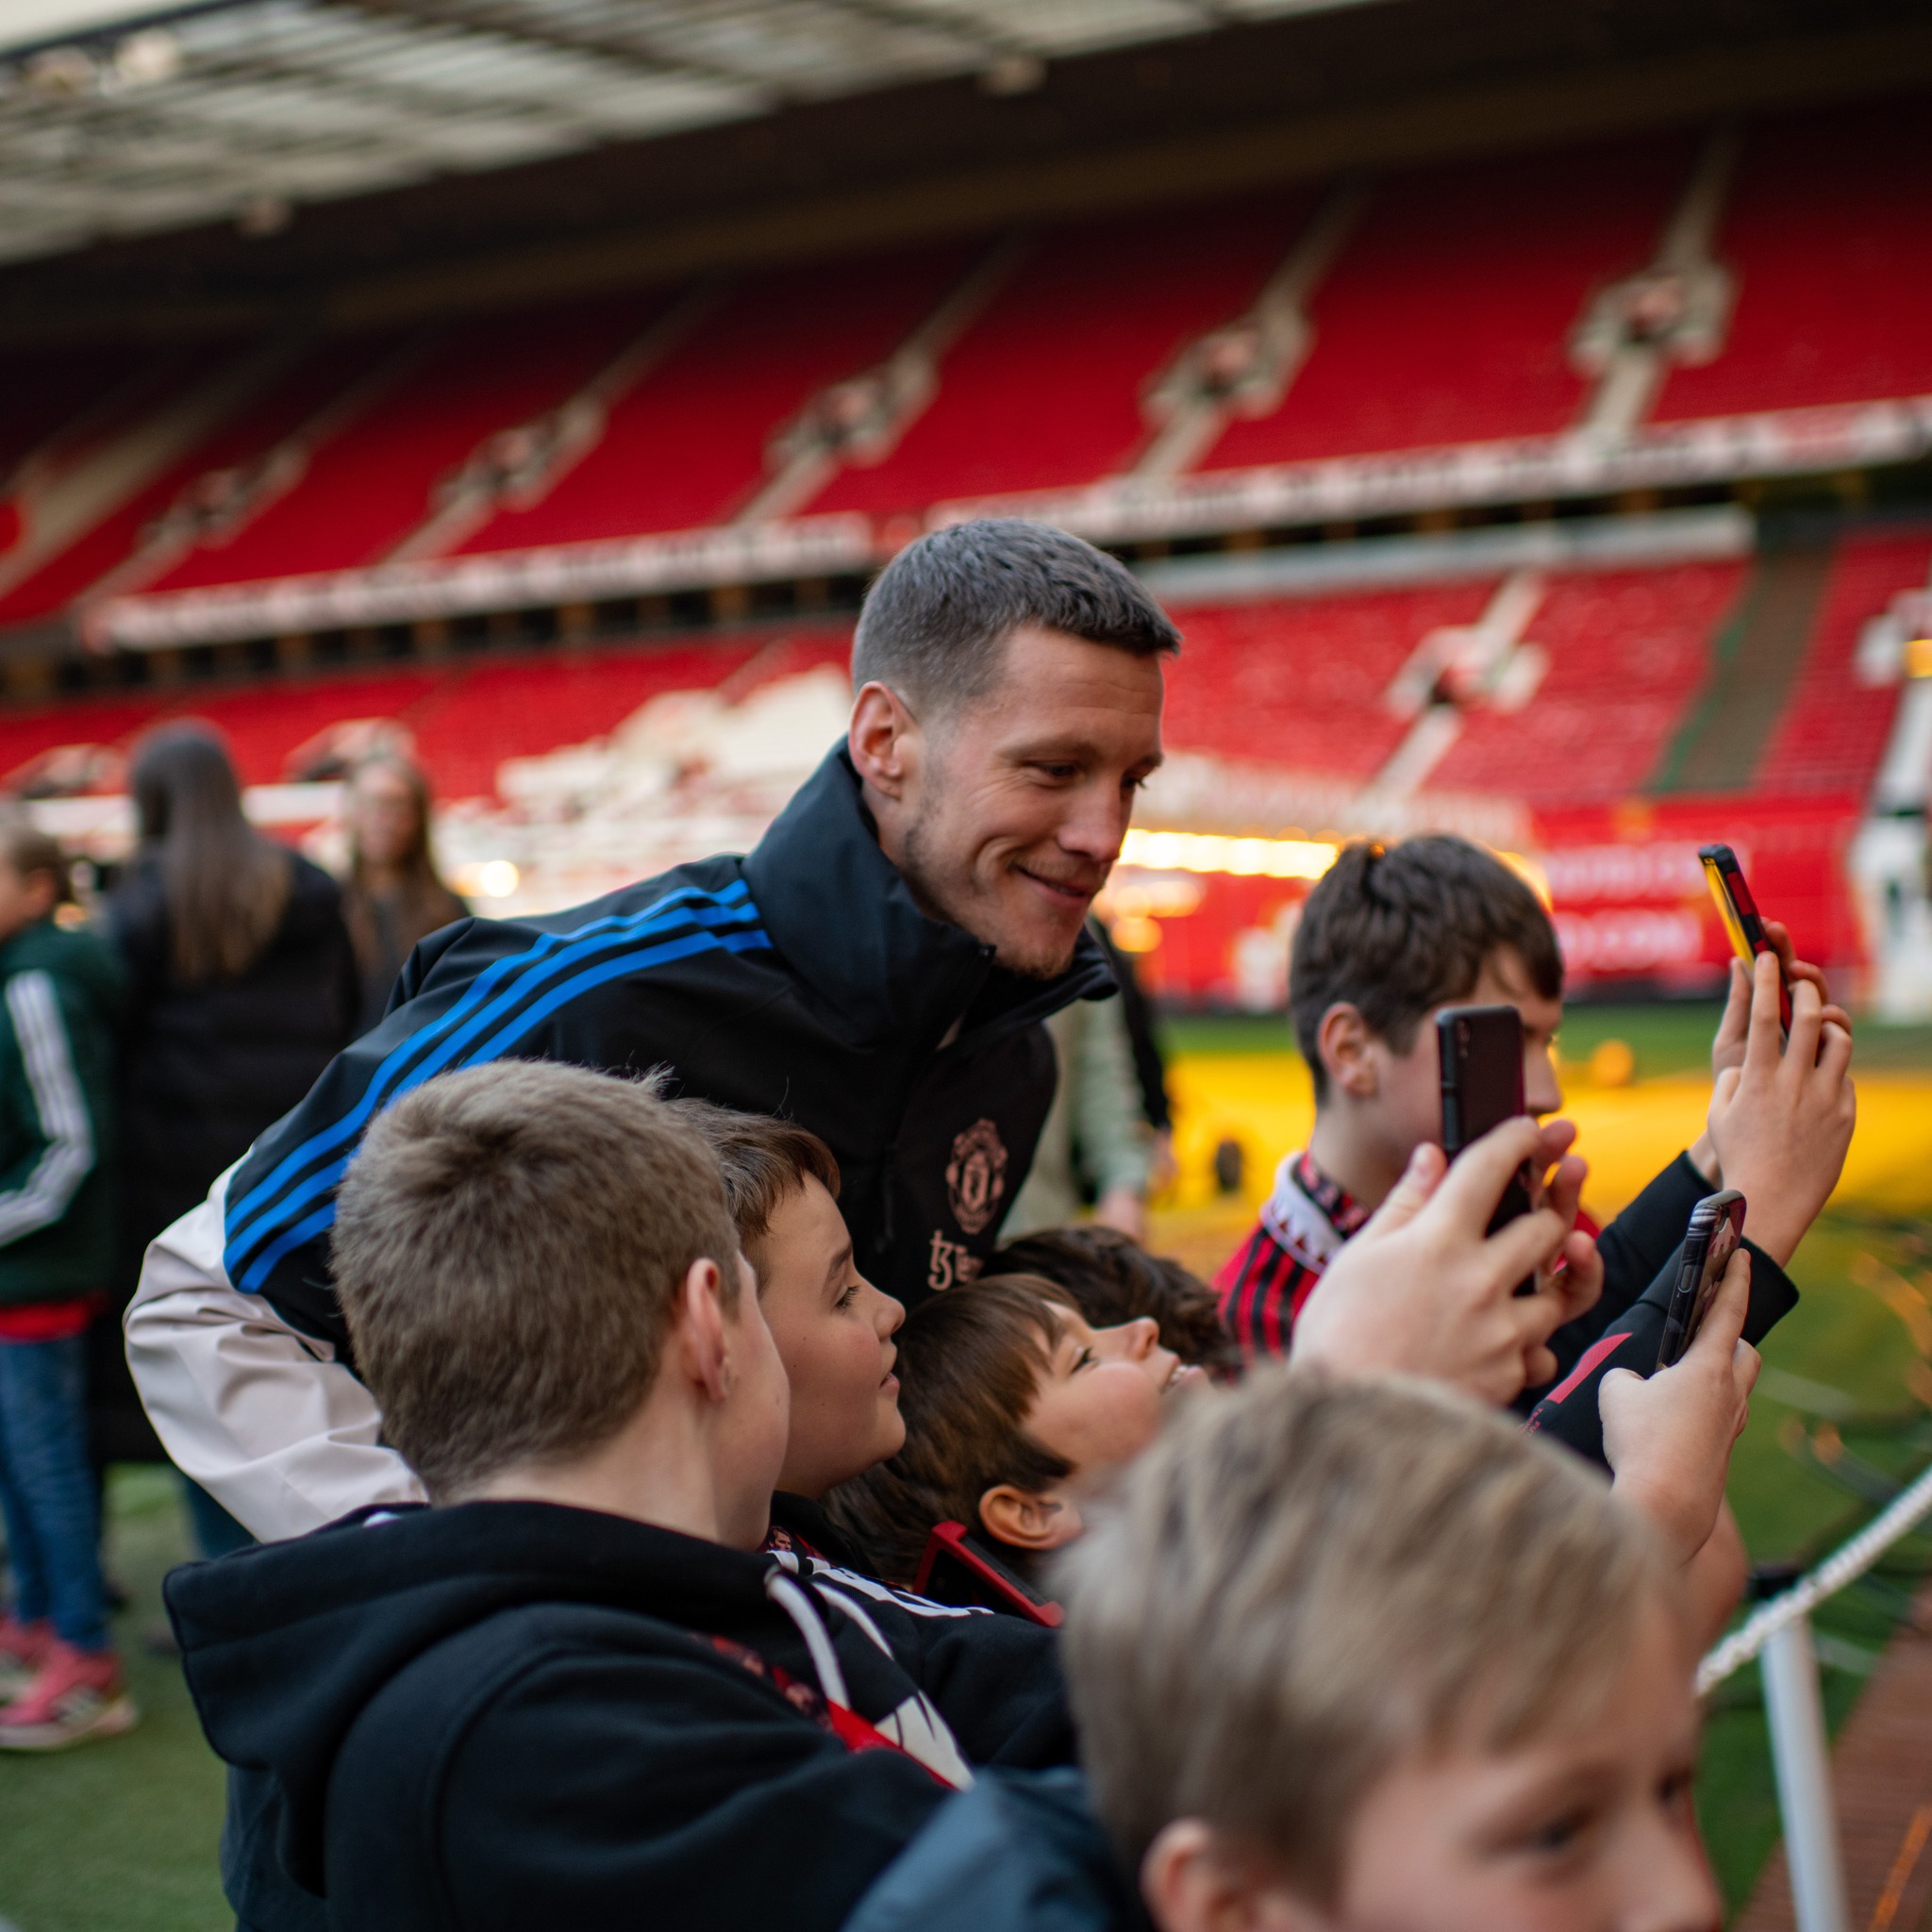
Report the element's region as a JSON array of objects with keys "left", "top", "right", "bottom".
[{"left": 944, "top": 1118, "right": 1008, "bottom": 1236}]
